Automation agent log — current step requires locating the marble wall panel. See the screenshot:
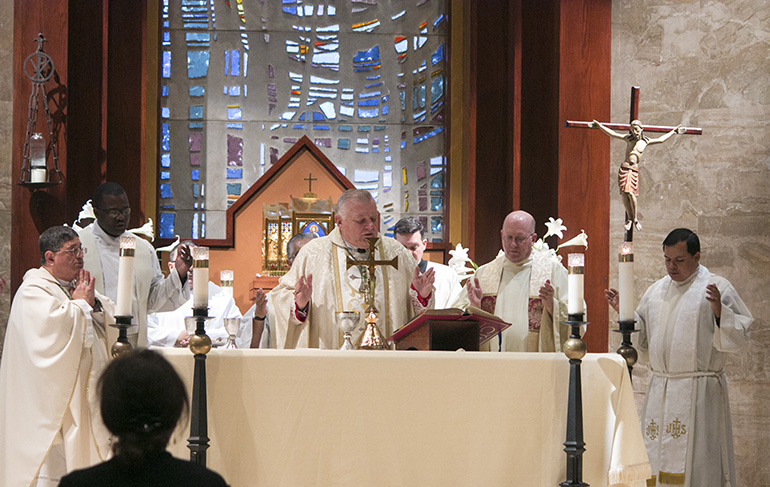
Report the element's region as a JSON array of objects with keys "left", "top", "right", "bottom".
[
  {"left": 610, "top": 0, "right": 770, "bottom": 485},
  {"left": 0, "top": 0, "right": 12, "bottom": 356}
]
